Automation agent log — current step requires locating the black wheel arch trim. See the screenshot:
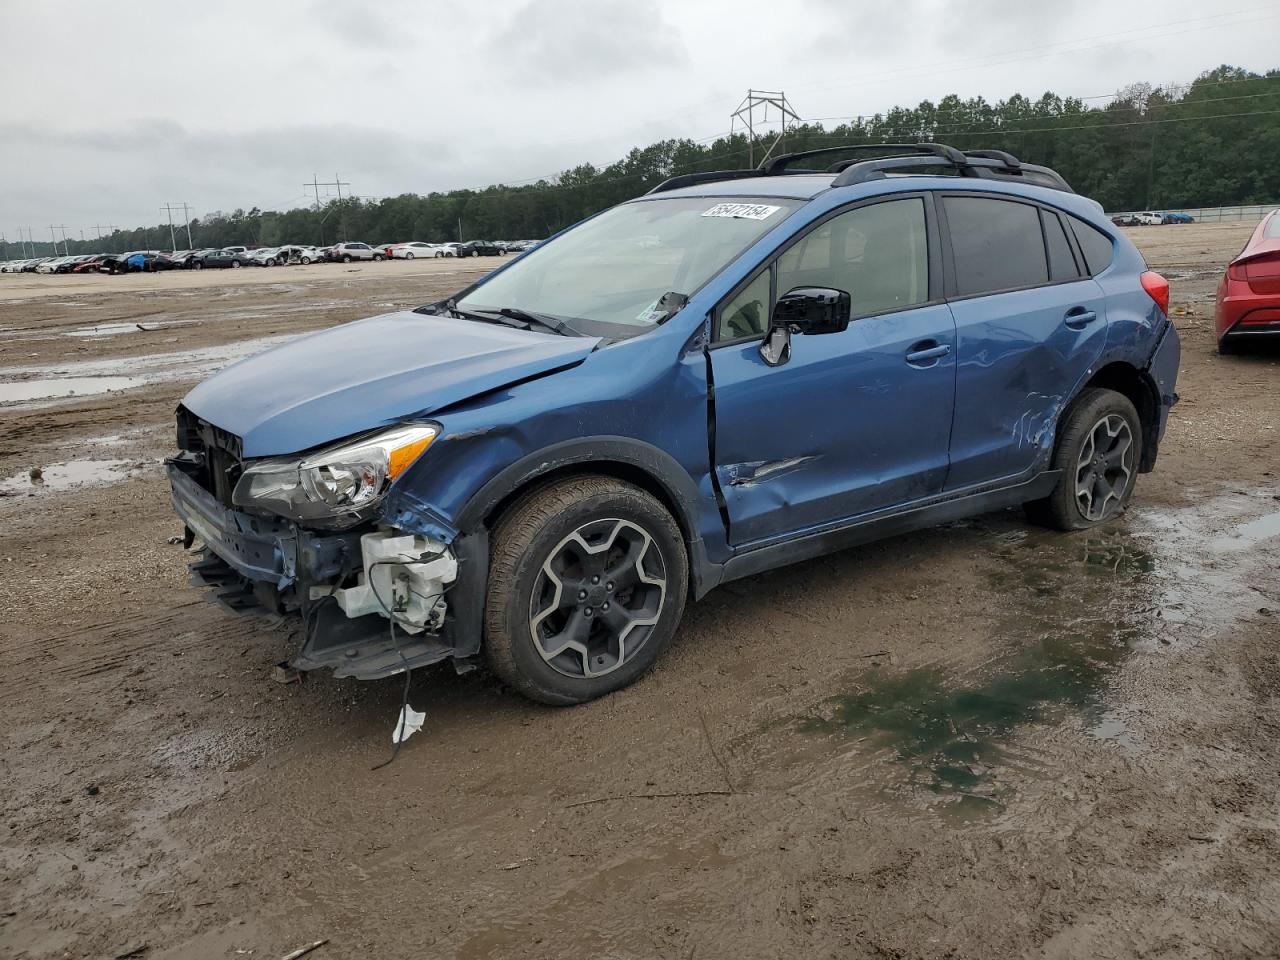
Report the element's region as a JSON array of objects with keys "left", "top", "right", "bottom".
[{"left": 454, "top": 436, "right": 716, "bottom": 595}]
